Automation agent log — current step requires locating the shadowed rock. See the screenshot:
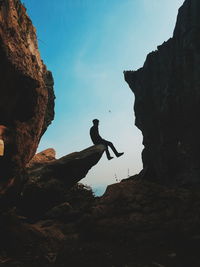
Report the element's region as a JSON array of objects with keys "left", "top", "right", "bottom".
[
  {"left": 20, "top": 145, "right": 105, "bottom": 217},
  {"left": 0, "top": 0, "right": 55, "bottom": 193},
  {"left": 124, "top": 0, "right": 200, "bottom": 185},
  {"left": 26, "top": 148, "right": 56, "bottom": 169}
]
